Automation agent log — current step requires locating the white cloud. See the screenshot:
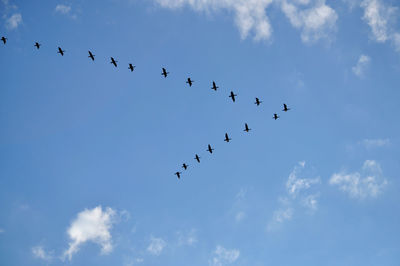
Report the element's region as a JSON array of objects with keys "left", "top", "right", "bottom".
[
  {"left": 301, "top": 194, "right": 319, "bottom": 210},
  {"left": 177, "top": 229, "right": 198, "bottom": 246},
  {"left": 361, "top": 138, "right": 390, "bottom": 148},
  {"left": 330, "top": 160, "right": 388, "bottom": 199},
  {"left": 235, "top": 211, "right": 246, "bottom": 222},
  {"left": 63, "top": 206, "right": 116, "bottom": 261},
  {"left": 155, "top": 0, "right": 274, "bottom": 41},
  {"left": 361, "top": 0, "right": 400, "bottom": 52},
  {"left": 280, "top": 0, "right": 338, "bottom": 43},
  {"left": 352, "top": 54, "right": 371, "bottom": 77},
  {"left": 55, "top": 4, "right": 71, "bottom": 14},
  {"left": 268, "top": 161, "right": 320, "bottom": 231},
  {"left": 210, "top": 245, "right": 240, "bottom": 266},
  {"left": 5, "top": 13, "right": 22, "bottom": 30},
  {"left": 286, "top": 161, "right": 320, "bottom": 197},
  {"left": 147, "top": 236, "right": 166, "bottom": 256},
  {"left": 154, "top": 0, "right": 339, "bottom": 43},
  {"left": 32, "top": 246, "right": 53, "bottom": 261},
  {"left": 123, "top": 257, "right": 144, "bottom": 266}
]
